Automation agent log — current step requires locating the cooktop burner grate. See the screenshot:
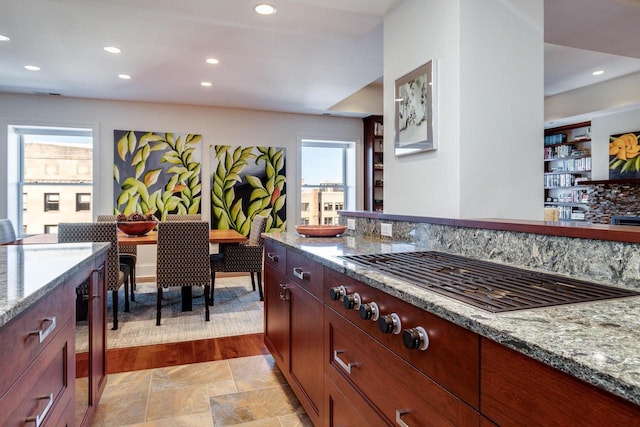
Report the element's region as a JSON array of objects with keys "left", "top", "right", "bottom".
[{"left": 339, "top": 251, "right": 640, "bottom": 313}]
